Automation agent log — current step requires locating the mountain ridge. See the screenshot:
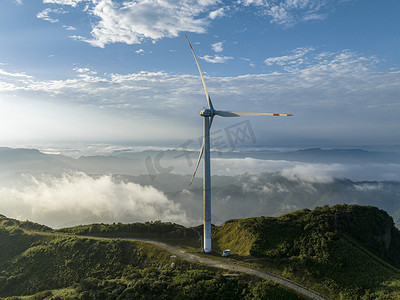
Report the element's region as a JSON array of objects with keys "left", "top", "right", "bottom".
[{"left": 2, "top": 204, "right": 400, "bottom": 299}]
